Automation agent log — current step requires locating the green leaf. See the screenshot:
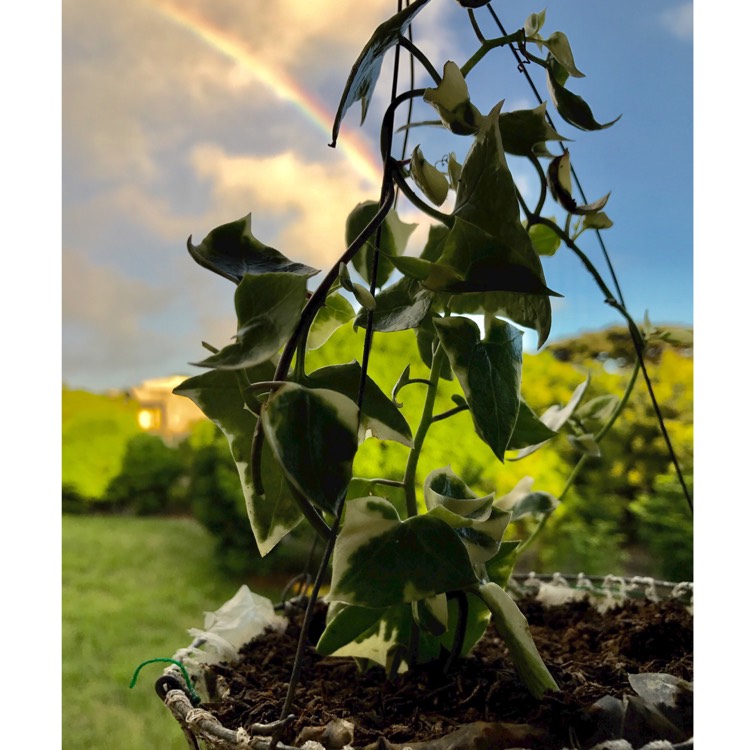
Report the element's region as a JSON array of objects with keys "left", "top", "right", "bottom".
[
  {"left": 415, "top": 312, "right": 454, "bottom": 380},
  {"left": 331, "top": 0, "right": 432, "bottom": 145},
  {"left": 477, "top": 582, "right": 559, "bottom": 698},
  {"left": 421, "top": 223, "right": 450, "bottom": 262},
  {"left": 329, "top": 496, "right": 476, "bottom": 608},
  {"left": 174, "top": 367, "right": 302, "bottom": 555},
  {"left": 452, "top": 102, "right": 554, "bottom": 347},
  {"left": 484, "top": 540, "right": 521, "bottom": 589},
  {"left": 546, "top": 60, "right": 621, "bottom": 132},
  {"left": 261, "top": 383, "right": 359, "bottom": 514},
  {"left": 303, "top": 362, "right": 412, "bottom": 446},
  {"left": 497, "top": 103, "right": 568, "bottom": 158},
  {"left": 347, "top": 201, "right": 417, "bottom": 288},
  {"left": 527, "top": 221, "right": 562, "bottom": 257},
  {"left": 192, "top": 273, "right": 307, "bottom": 370},
  {"left": 415, "top": 217, "right": 562, "bottom": 298},
  {"left": 582, "top": 211, "right": 614, "bottom": 231},
  {"left": 308, "top": 293, "right": 355, "bottom": 350},
  {"left": 423, "top": 62, "right": 484, "bottom": 136},
  {"left": 507, "top": 398, "right": 558, "bottom": 451},
  {"left": 187, "top": 213, "right": 319, "bottom": 284},
  {"left": 435, "top": 316, "right": 523, "bottom": 462},
  {"left": 512, "top": 375, "right": 590, "bottom": 459},
  {"left": 354, "top": 277, "right": 433, "bottom": 332}
]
